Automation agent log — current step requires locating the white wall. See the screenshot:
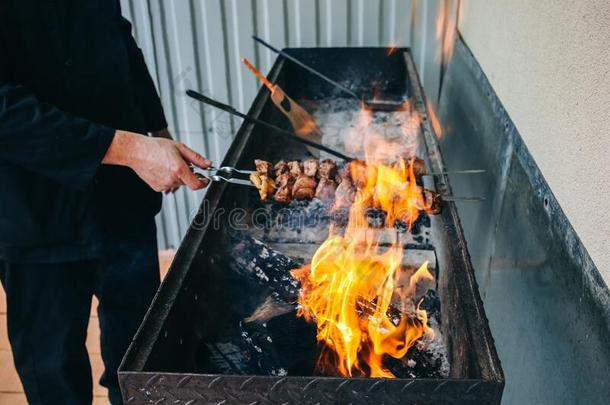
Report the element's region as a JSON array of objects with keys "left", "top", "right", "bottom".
[{"left": 458, "top": 0, "right": 610, "bottom": 281}]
